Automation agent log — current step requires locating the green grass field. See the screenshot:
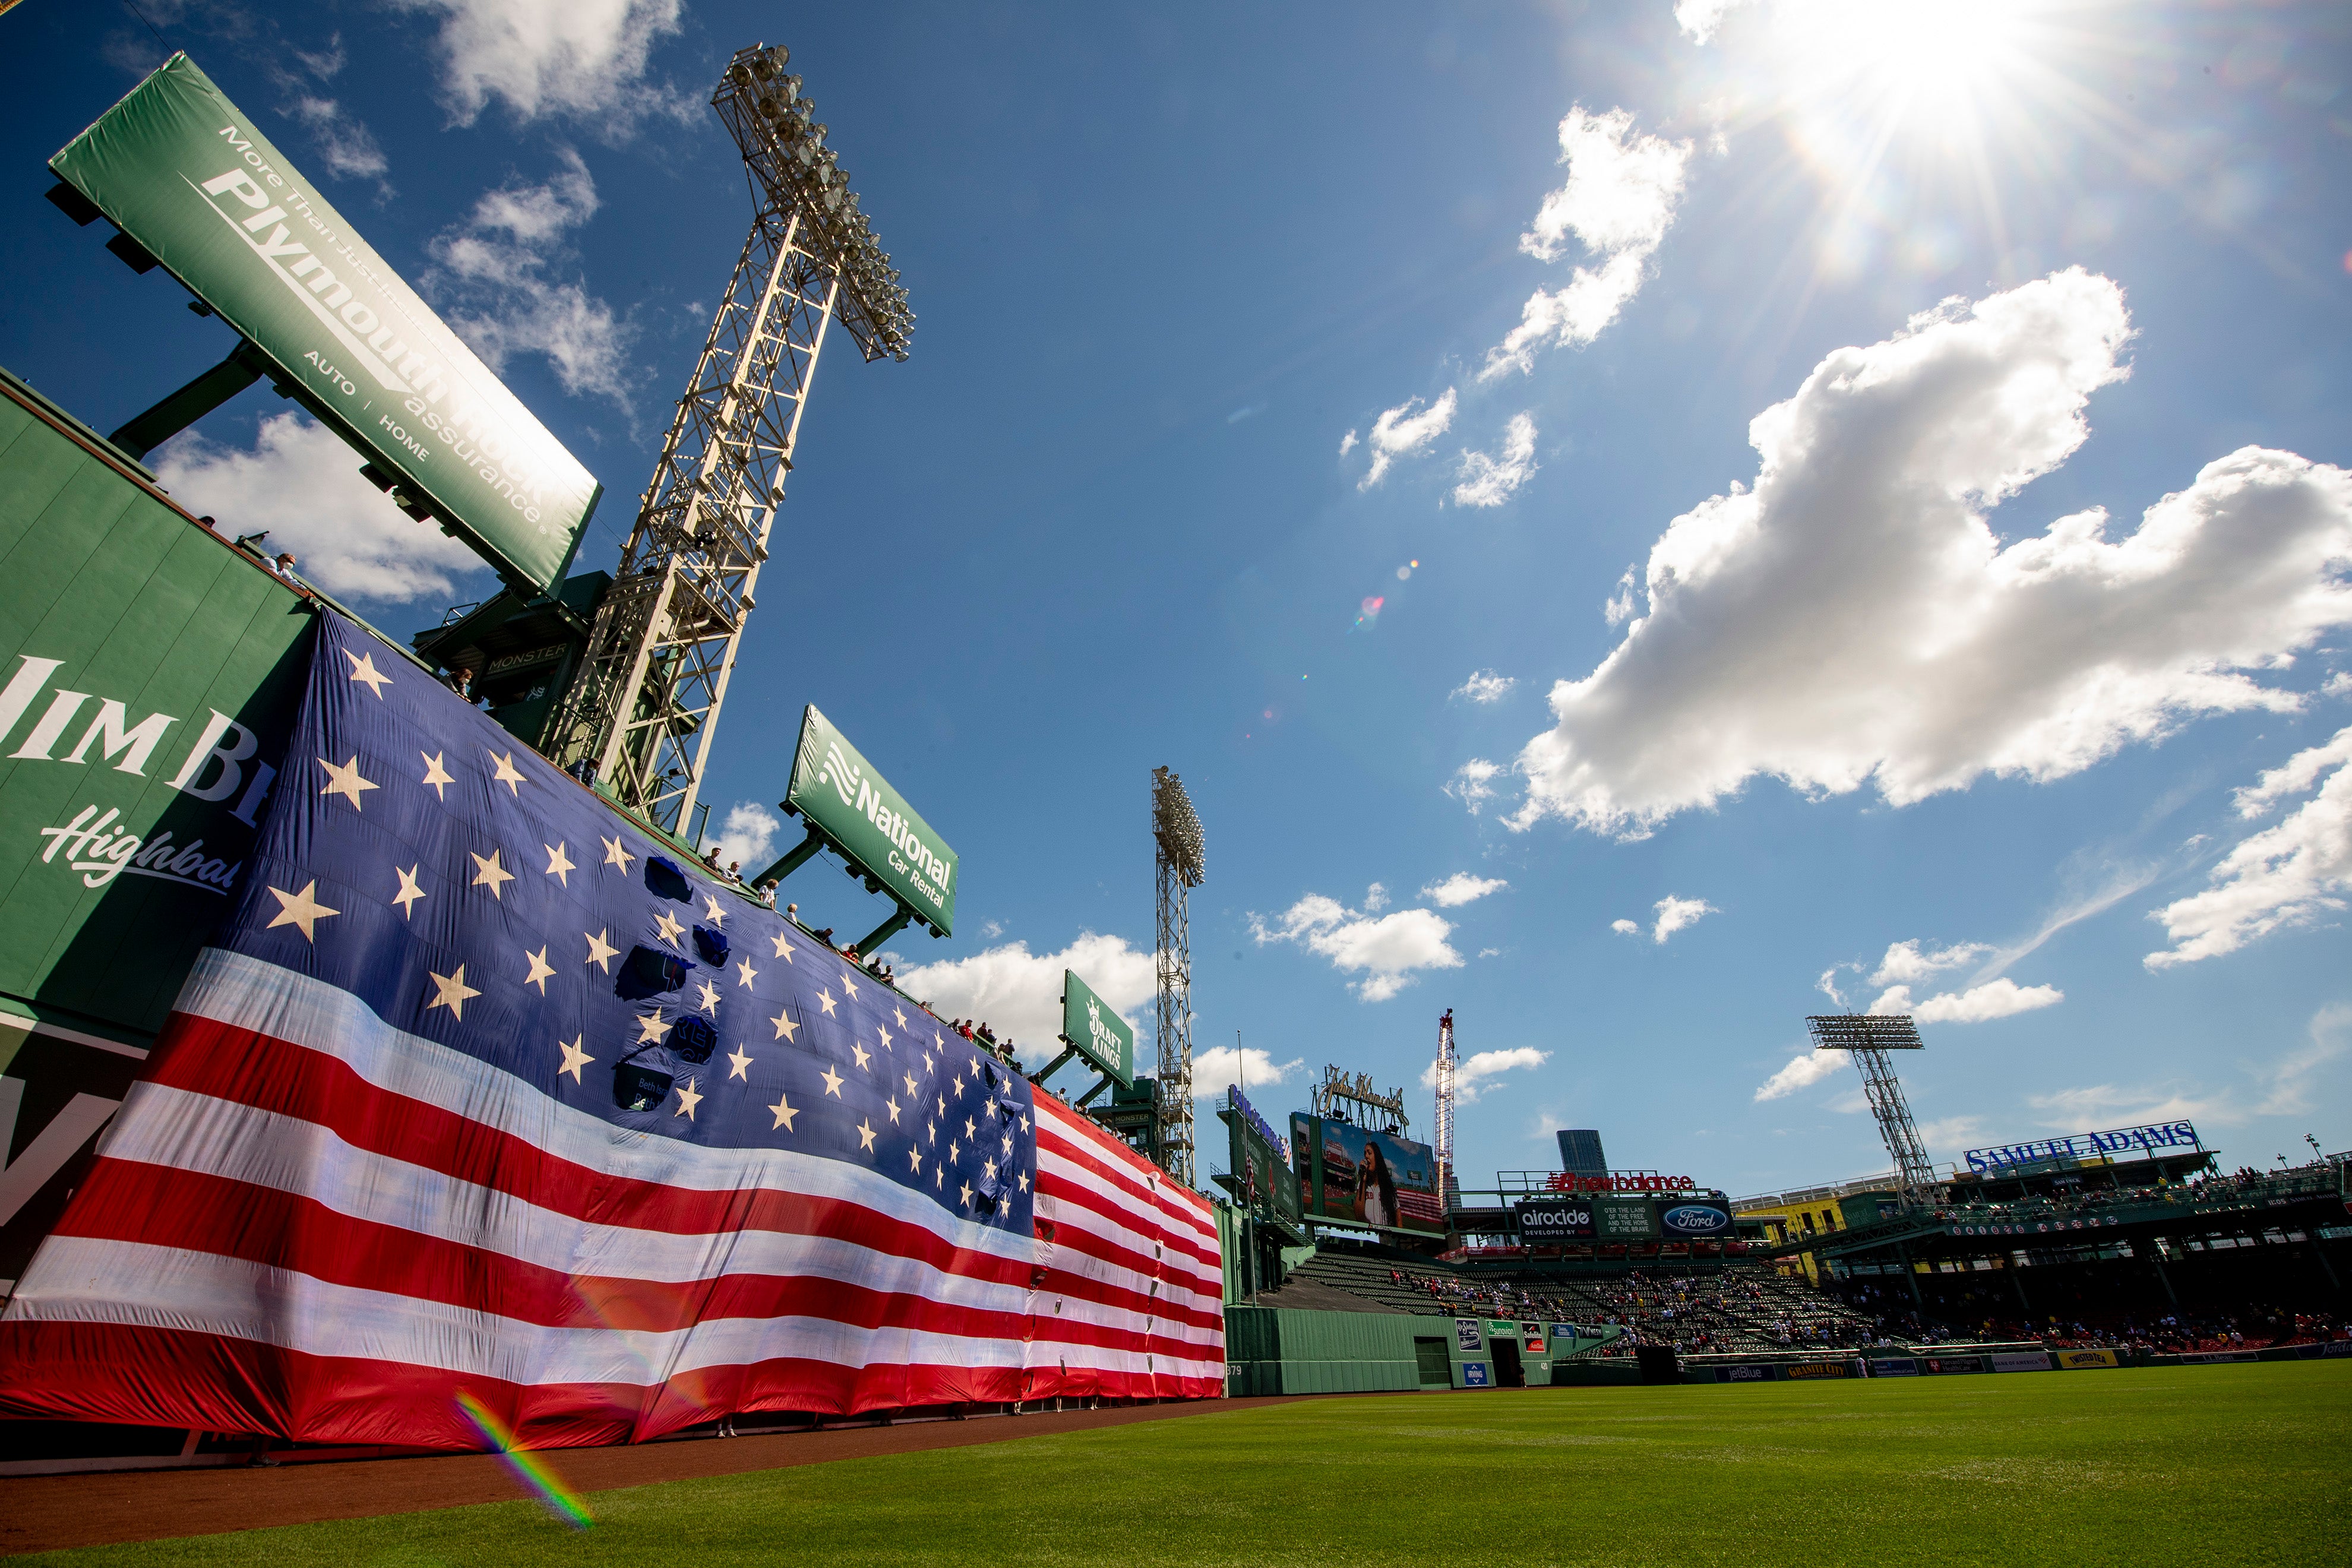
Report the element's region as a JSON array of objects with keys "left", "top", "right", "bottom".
[{"left": 27, "top": 1364, "right": 2352, "bottom": 1567}]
